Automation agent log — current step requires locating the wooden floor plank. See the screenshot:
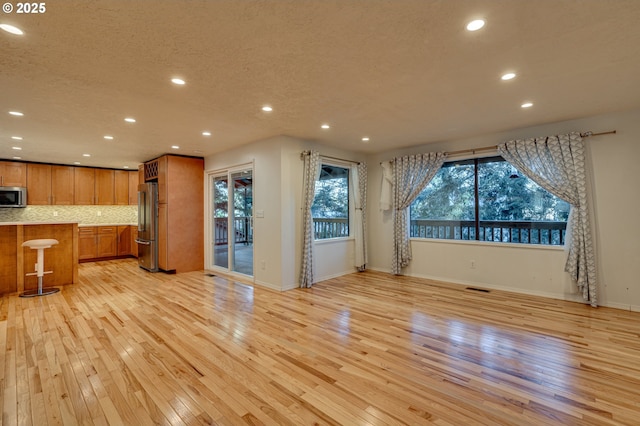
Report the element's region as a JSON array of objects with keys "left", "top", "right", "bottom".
[{"left": 2, "top": 259, "right": 640, "bottom": 425}]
